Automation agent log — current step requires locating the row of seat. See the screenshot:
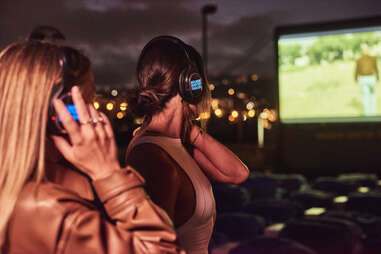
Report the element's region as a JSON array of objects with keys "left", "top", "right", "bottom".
[{"left": 210, "top": 172, "right": 381, "bottom": 254}]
